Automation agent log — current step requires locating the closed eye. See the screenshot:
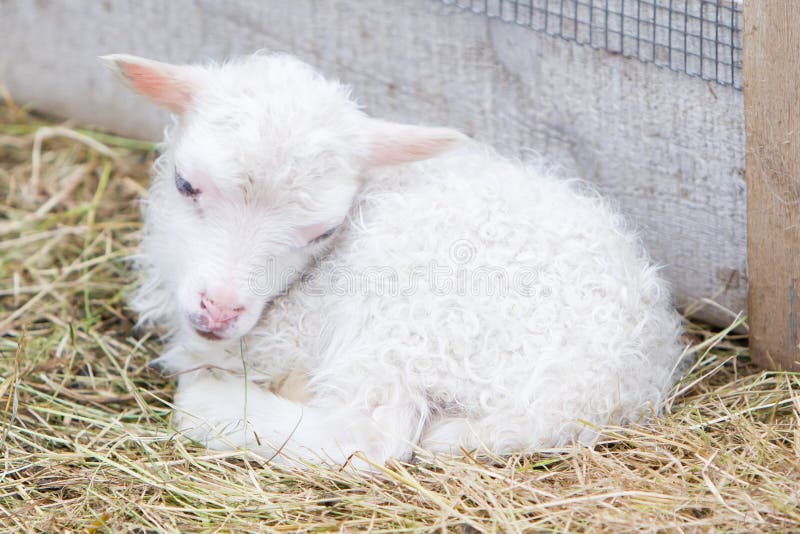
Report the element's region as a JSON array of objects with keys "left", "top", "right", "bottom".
[
  {"left": 175, "top": 169, "right": 200, "bottom": 198},
  {"left": 308, "top": 226, "right": 338, "bottom": 245}
]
